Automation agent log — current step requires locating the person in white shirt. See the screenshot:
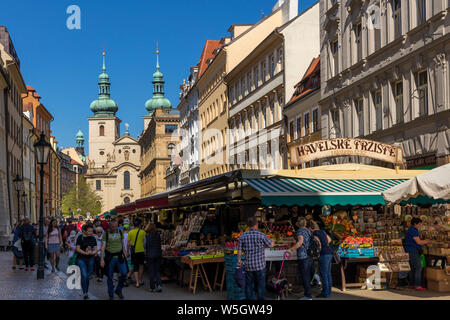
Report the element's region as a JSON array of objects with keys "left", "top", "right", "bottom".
[{"left": 66, "top": 231, "right": 78, "bottom": 258}]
